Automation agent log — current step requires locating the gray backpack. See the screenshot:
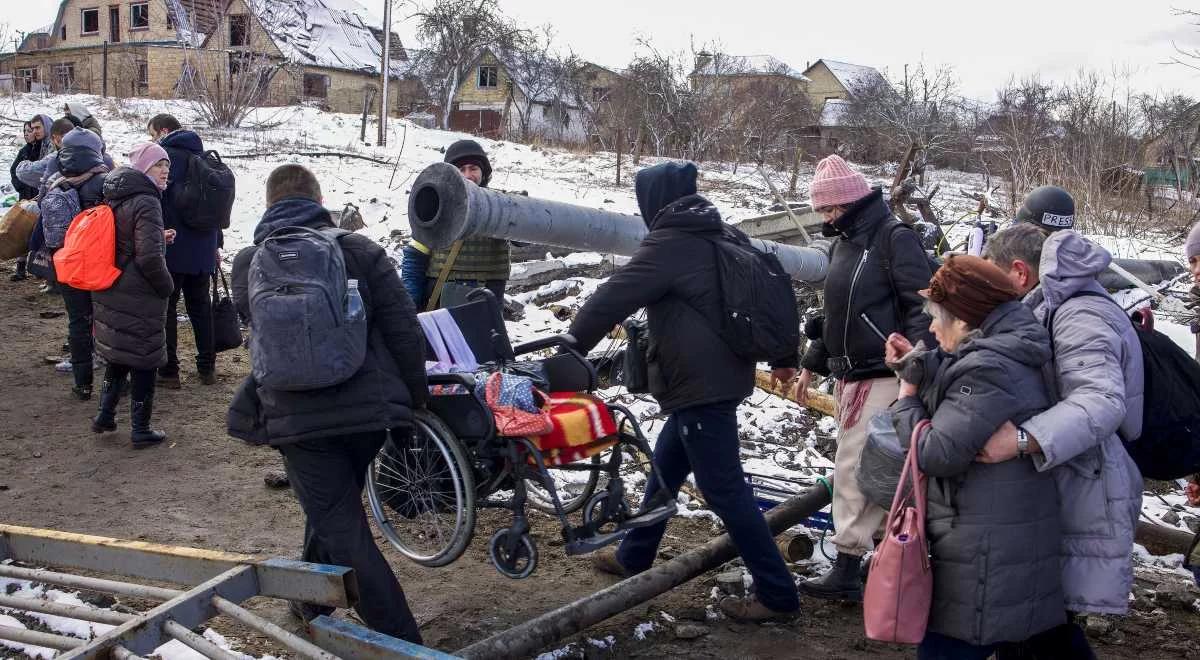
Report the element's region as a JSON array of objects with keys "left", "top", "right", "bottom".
[{"left": 247, "top": 226, "right": 367, "bottom": 391}]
